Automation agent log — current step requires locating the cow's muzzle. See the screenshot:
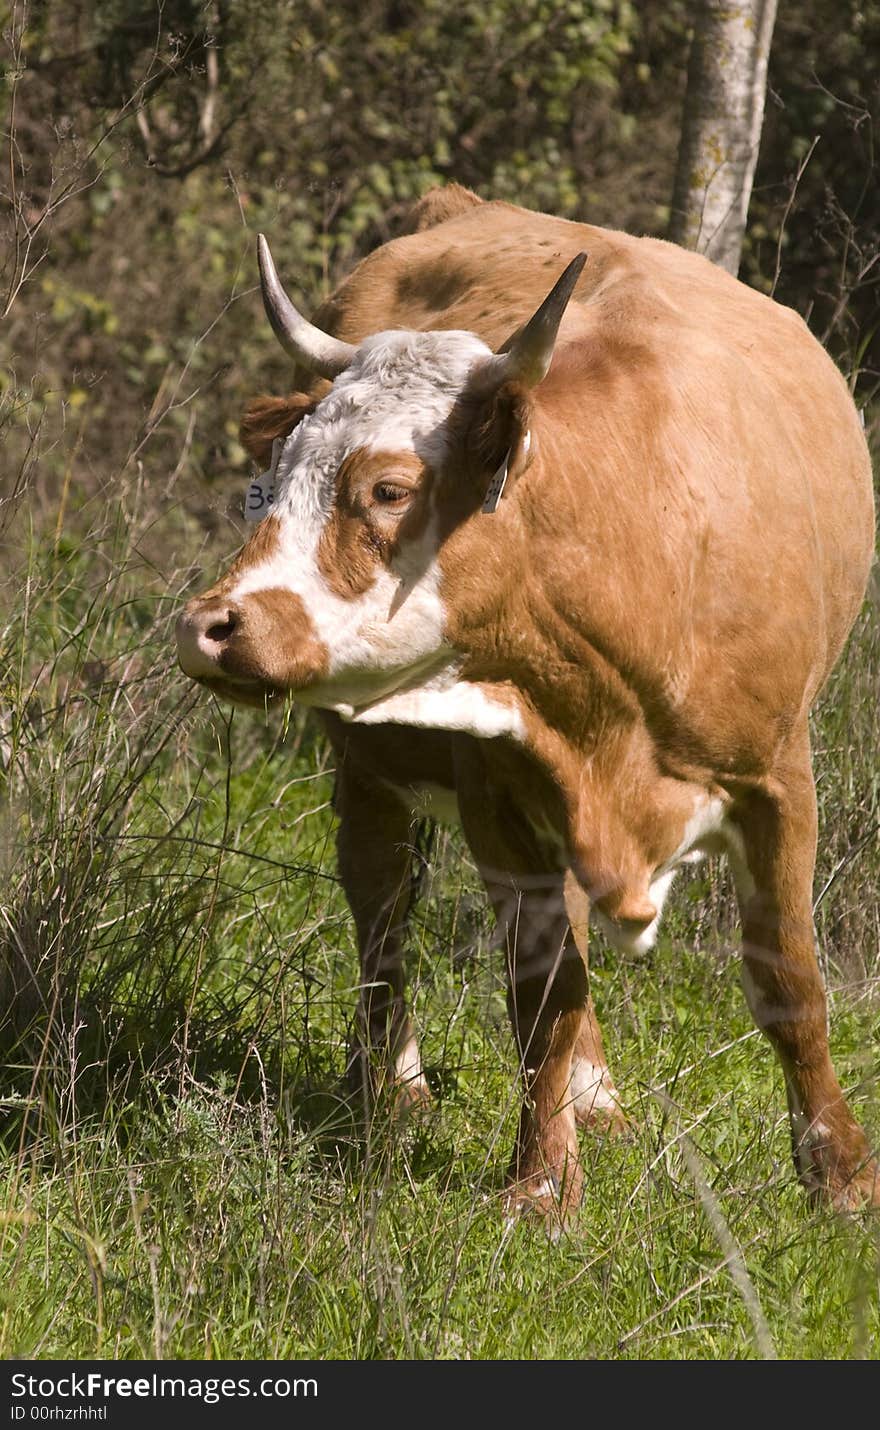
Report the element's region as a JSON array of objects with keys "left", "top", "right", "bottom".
[
  {"left": 175, "top": 586, "right": 329, "bottom": 706},
  {"left": 176, "top": 600, "right": 242, "bottom": 680}
]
